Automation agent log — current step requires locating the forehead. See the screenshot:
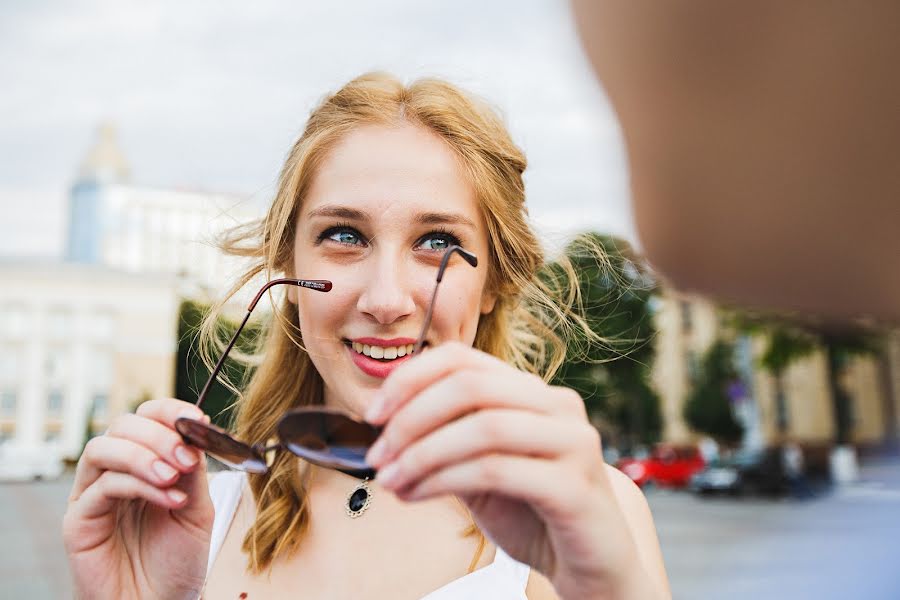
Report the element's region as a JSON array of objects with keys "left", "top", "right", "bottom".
[{"left": 302, "top": 122, "right": 479, "bottom": 222}]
